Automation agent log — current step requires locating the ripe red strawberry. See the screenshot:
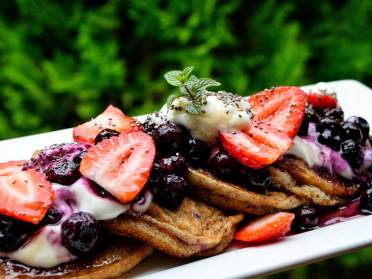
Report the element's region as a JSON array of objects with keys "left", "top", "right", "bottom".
[
  {"left": 0, "top": 160, "right": 27, "bottom": 176},
  {"left": 0, "top": 168, "right": 54, "bottom": 224},
  {"left": 73, "top": 105, "right": 140, "bottom": 144},
  {"left": 307, "top": 92, "right": 338, "bottom": 109},
  {"left": 80, "top": 131, "right": 155, "bottom": 203},
  {"left": 220, "top": 87, "right": 306, "bottom": 169},
  {"left": 235, "top": 212, "right": 295, "bottom": 243}
]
